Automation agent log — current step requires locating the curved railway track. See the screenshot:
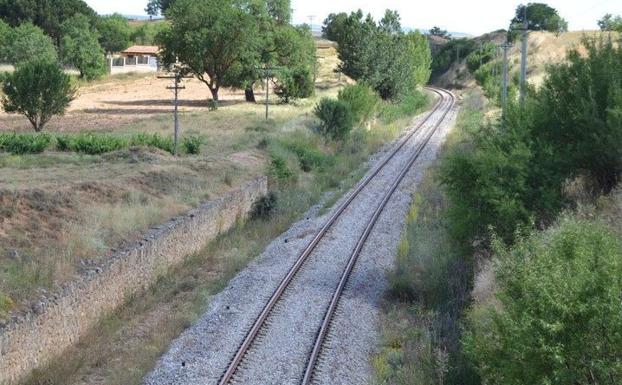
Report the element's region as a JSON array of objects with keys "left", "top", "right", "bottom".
[{"left": 218, "top": 87, "right": 456, "bottom": 385}]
